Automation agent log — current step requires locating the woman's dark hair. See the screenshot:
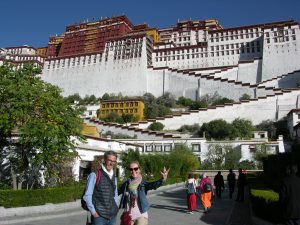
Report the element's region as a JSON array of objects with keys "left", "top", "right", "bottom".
[{"left": 188, "top": 173, "right": 194, "bottom": 179}]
